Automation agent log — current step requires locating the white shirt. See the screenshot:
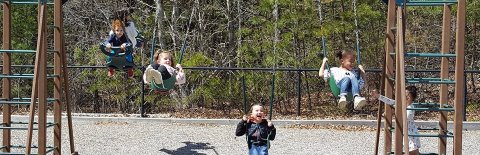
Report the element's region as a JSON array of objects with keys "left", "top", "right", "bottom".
[{"left": 323, "top": 67, "right": 364, "bottom": 87}]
